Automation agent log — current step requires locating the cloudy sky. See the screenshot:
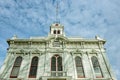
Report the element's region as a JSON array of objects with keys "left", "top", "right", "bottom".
[{"left": 0, "top": 0, "right": 120, "bottom": 79}]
